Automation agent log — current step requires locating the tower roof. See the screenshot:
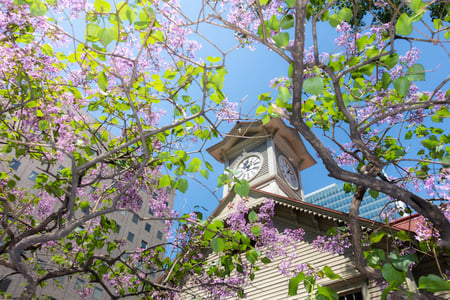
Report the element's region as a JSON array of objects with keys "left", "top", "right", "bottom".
[{"left": 207, "top": 118, "right": 316, "bottom": 171}]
